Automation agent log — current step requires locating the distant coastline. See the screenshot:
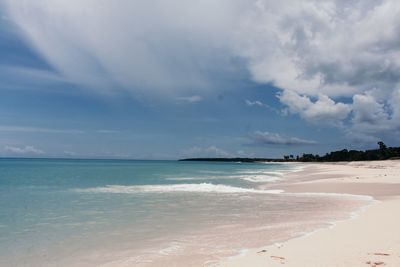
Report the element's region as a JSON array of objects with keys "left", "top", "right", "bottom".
[
  {"left": 179, "top": 157, "right": 284, "bottom": 163},
  {"left": 180, "top": 142, "right": 400, "bottom": 163}
]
